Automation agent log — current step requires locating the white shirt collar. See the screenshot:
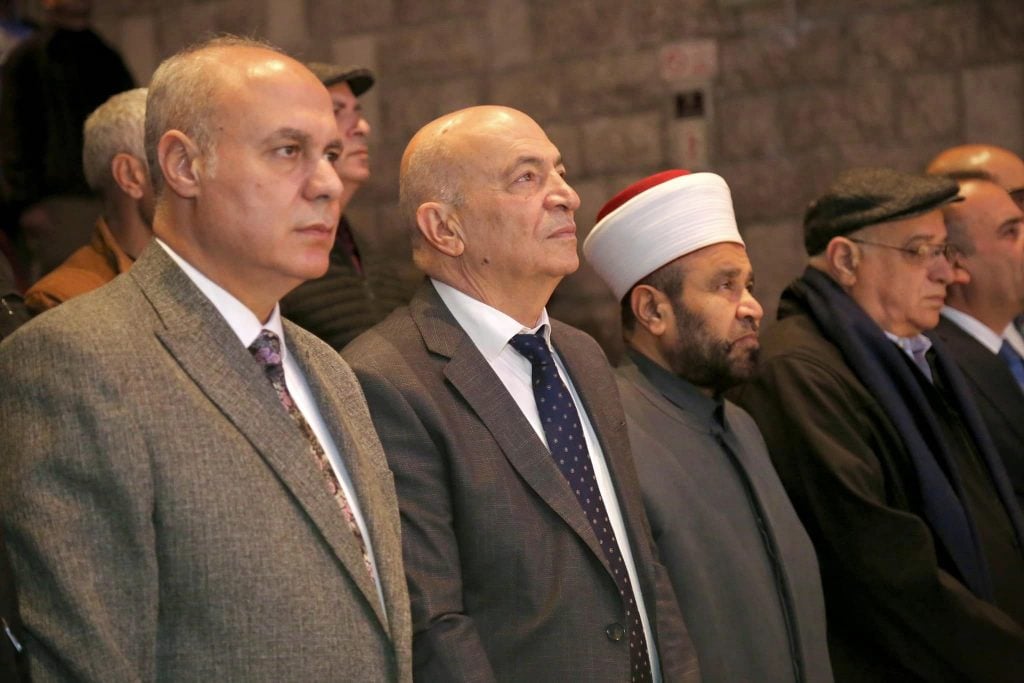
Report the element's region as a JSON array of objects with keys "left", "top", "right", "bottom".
[
  {"left": 941, "top": 307, "right": 1003, "bottom": 355},
  {"left": 156, "top": 238, "right": 286, "bottom": 350},
  {"left": 883, "top": 329, "right": 933, "bottom": 357},
  {"left": 1004, "top": 322, "right": 1024, "bottom": 358},
  {"left": 430, "top": 278, "right": 551, "bottom": 358}
]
